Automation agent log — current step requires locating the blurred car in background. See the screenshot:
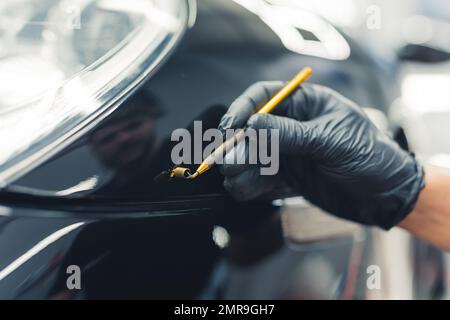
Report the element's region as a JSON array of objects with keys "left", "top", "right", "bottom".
[{"left": 0, "top": 0, "right": 446, "bottom": 299}]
